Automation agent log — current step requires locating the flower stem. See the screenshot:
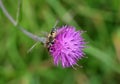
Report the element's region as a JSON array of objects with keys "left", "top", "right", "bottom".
[{"left": 0, "top": 0, "right": 46, "bottom": 43}]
